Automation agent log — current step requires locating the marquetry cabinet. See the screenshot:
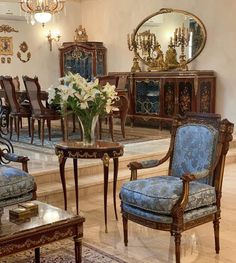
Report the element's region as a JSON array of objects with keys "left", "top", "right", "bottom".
[
  {"left": 110, "top": 70, "right": 216, "bottom": 126},
  {"left": 59, "top": 42, "right": 106, "bottom": 80}
]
